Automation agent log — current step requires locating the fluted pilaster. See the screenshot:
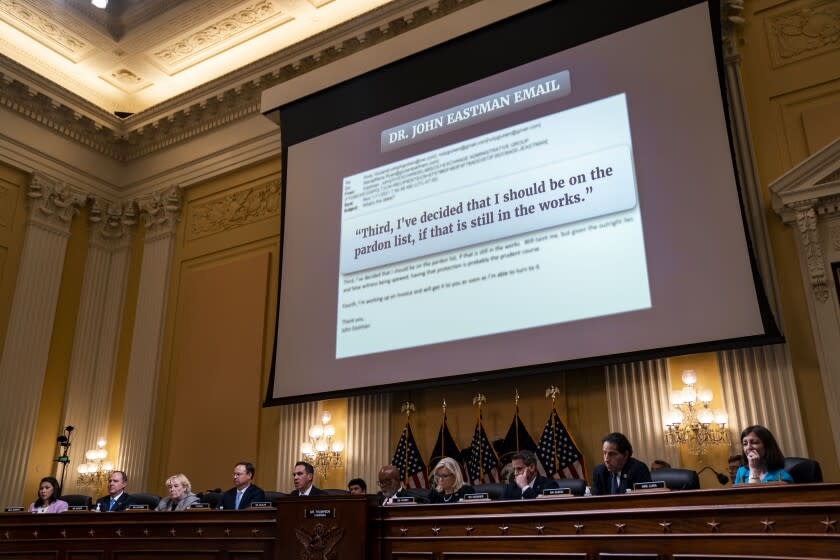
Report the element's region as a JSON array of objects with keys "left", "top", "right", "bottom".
[
  {"left": 60, "top": 200, "right": 137, "bottom": 495},
  {"left": 347, "top": 393, "right": 392, "bottom": 491},
  {"left": 117, "top": 187, "right": 181, "bottom": 490},
  {"left": 276, "top": 401, "right": 320, "bottom": 491},
  {"left": 0, "top": 173, "right": 85, "bottom": 505}
]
